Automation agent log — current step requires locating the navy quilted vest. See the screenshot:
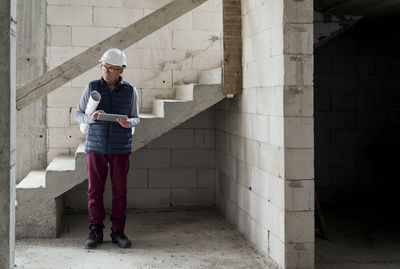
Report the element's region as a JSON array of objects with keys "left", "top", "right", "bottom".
[{"left": 85, "top": 77, "right": 133, "bottom": 155}]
